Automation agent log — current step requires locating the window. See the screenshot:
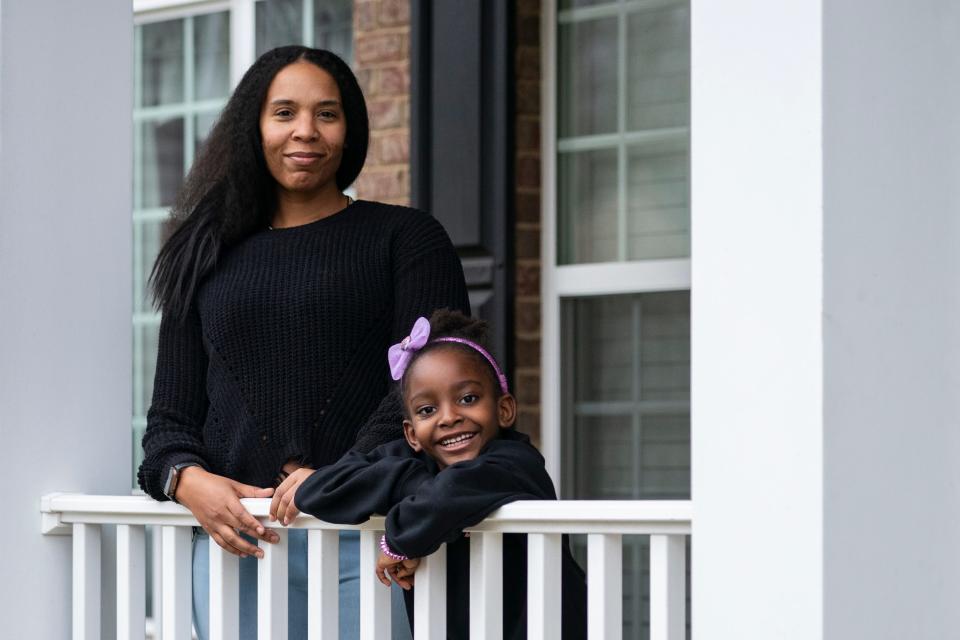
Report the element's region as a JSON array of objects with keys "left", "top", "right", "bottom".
[
  {"left": 132, "top": 0, "right": 353, "bottom": 480},
  {"left": 543, "top": 0, "right": 690, "bottom": 636}
]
